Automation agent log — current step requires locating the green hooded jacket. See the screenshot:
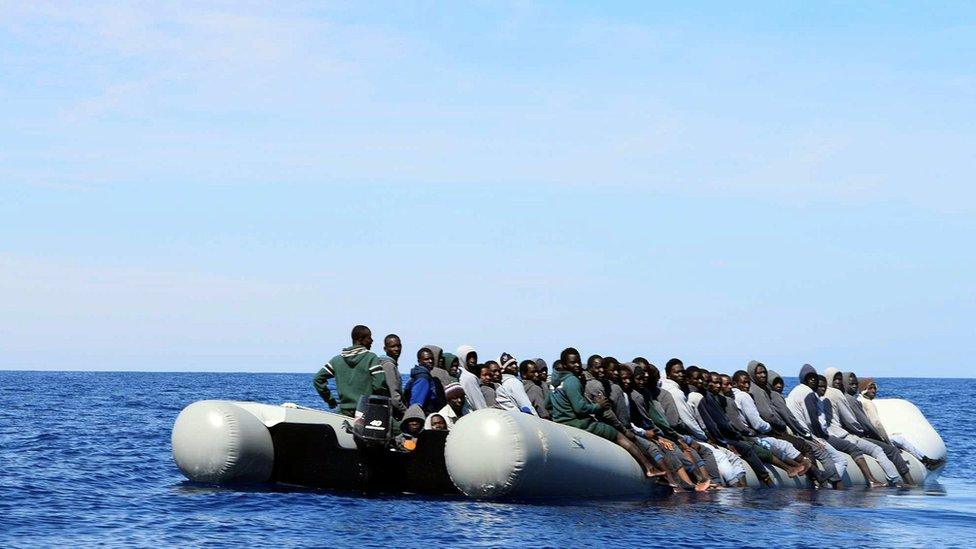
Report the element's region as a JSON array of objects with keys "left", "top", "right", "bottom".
[
  {"left": 549, "top": 374, "right": 600, "bottom": 424},
  {"left": 314, "top": 345, "right": 387, "bottom": 416}
]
